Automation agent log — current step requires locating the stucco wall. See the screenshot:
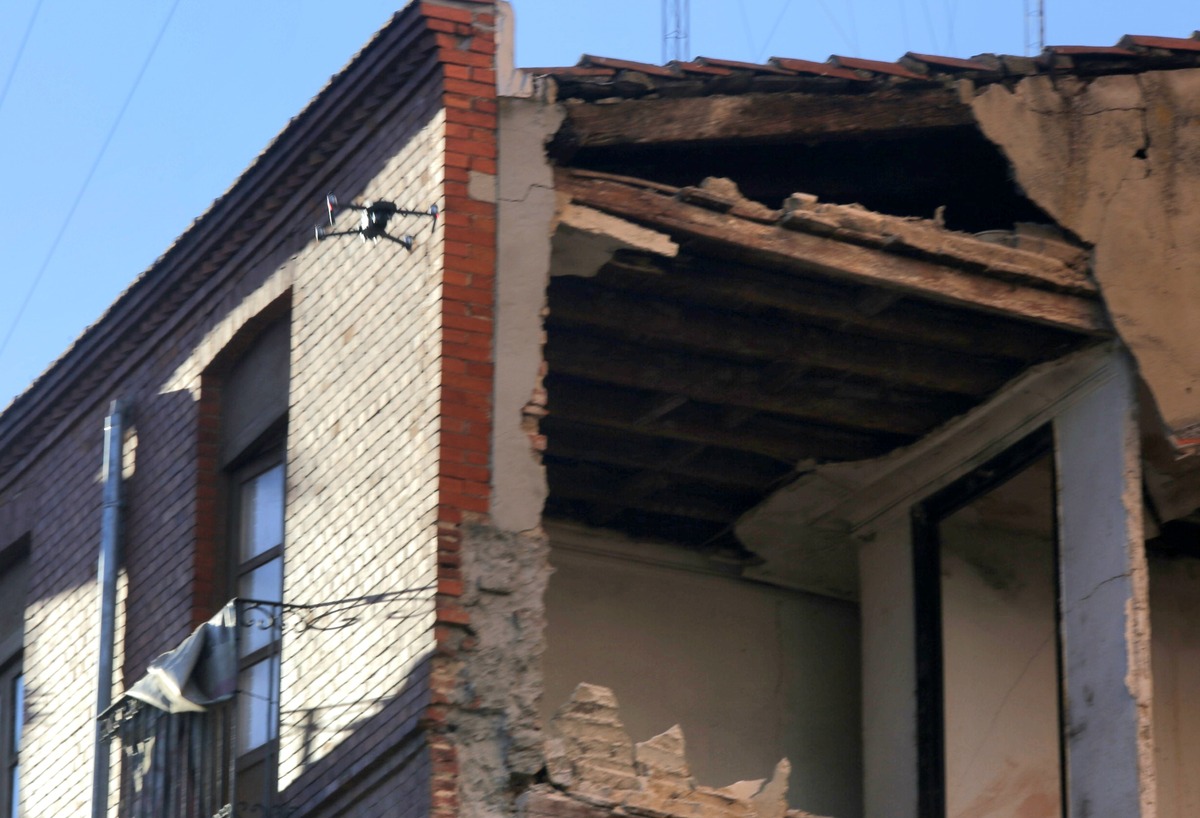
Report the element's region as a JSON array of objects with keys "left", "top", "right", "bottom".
[
  {"left": 542, "top": 529, "right": 863, "bottom": 818},
  {"left": 939, "top": 519, "right": 1061, "bottom": 818},
  {"left": 970, "top": 68, "right": 1200, "bottom": 442}
]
